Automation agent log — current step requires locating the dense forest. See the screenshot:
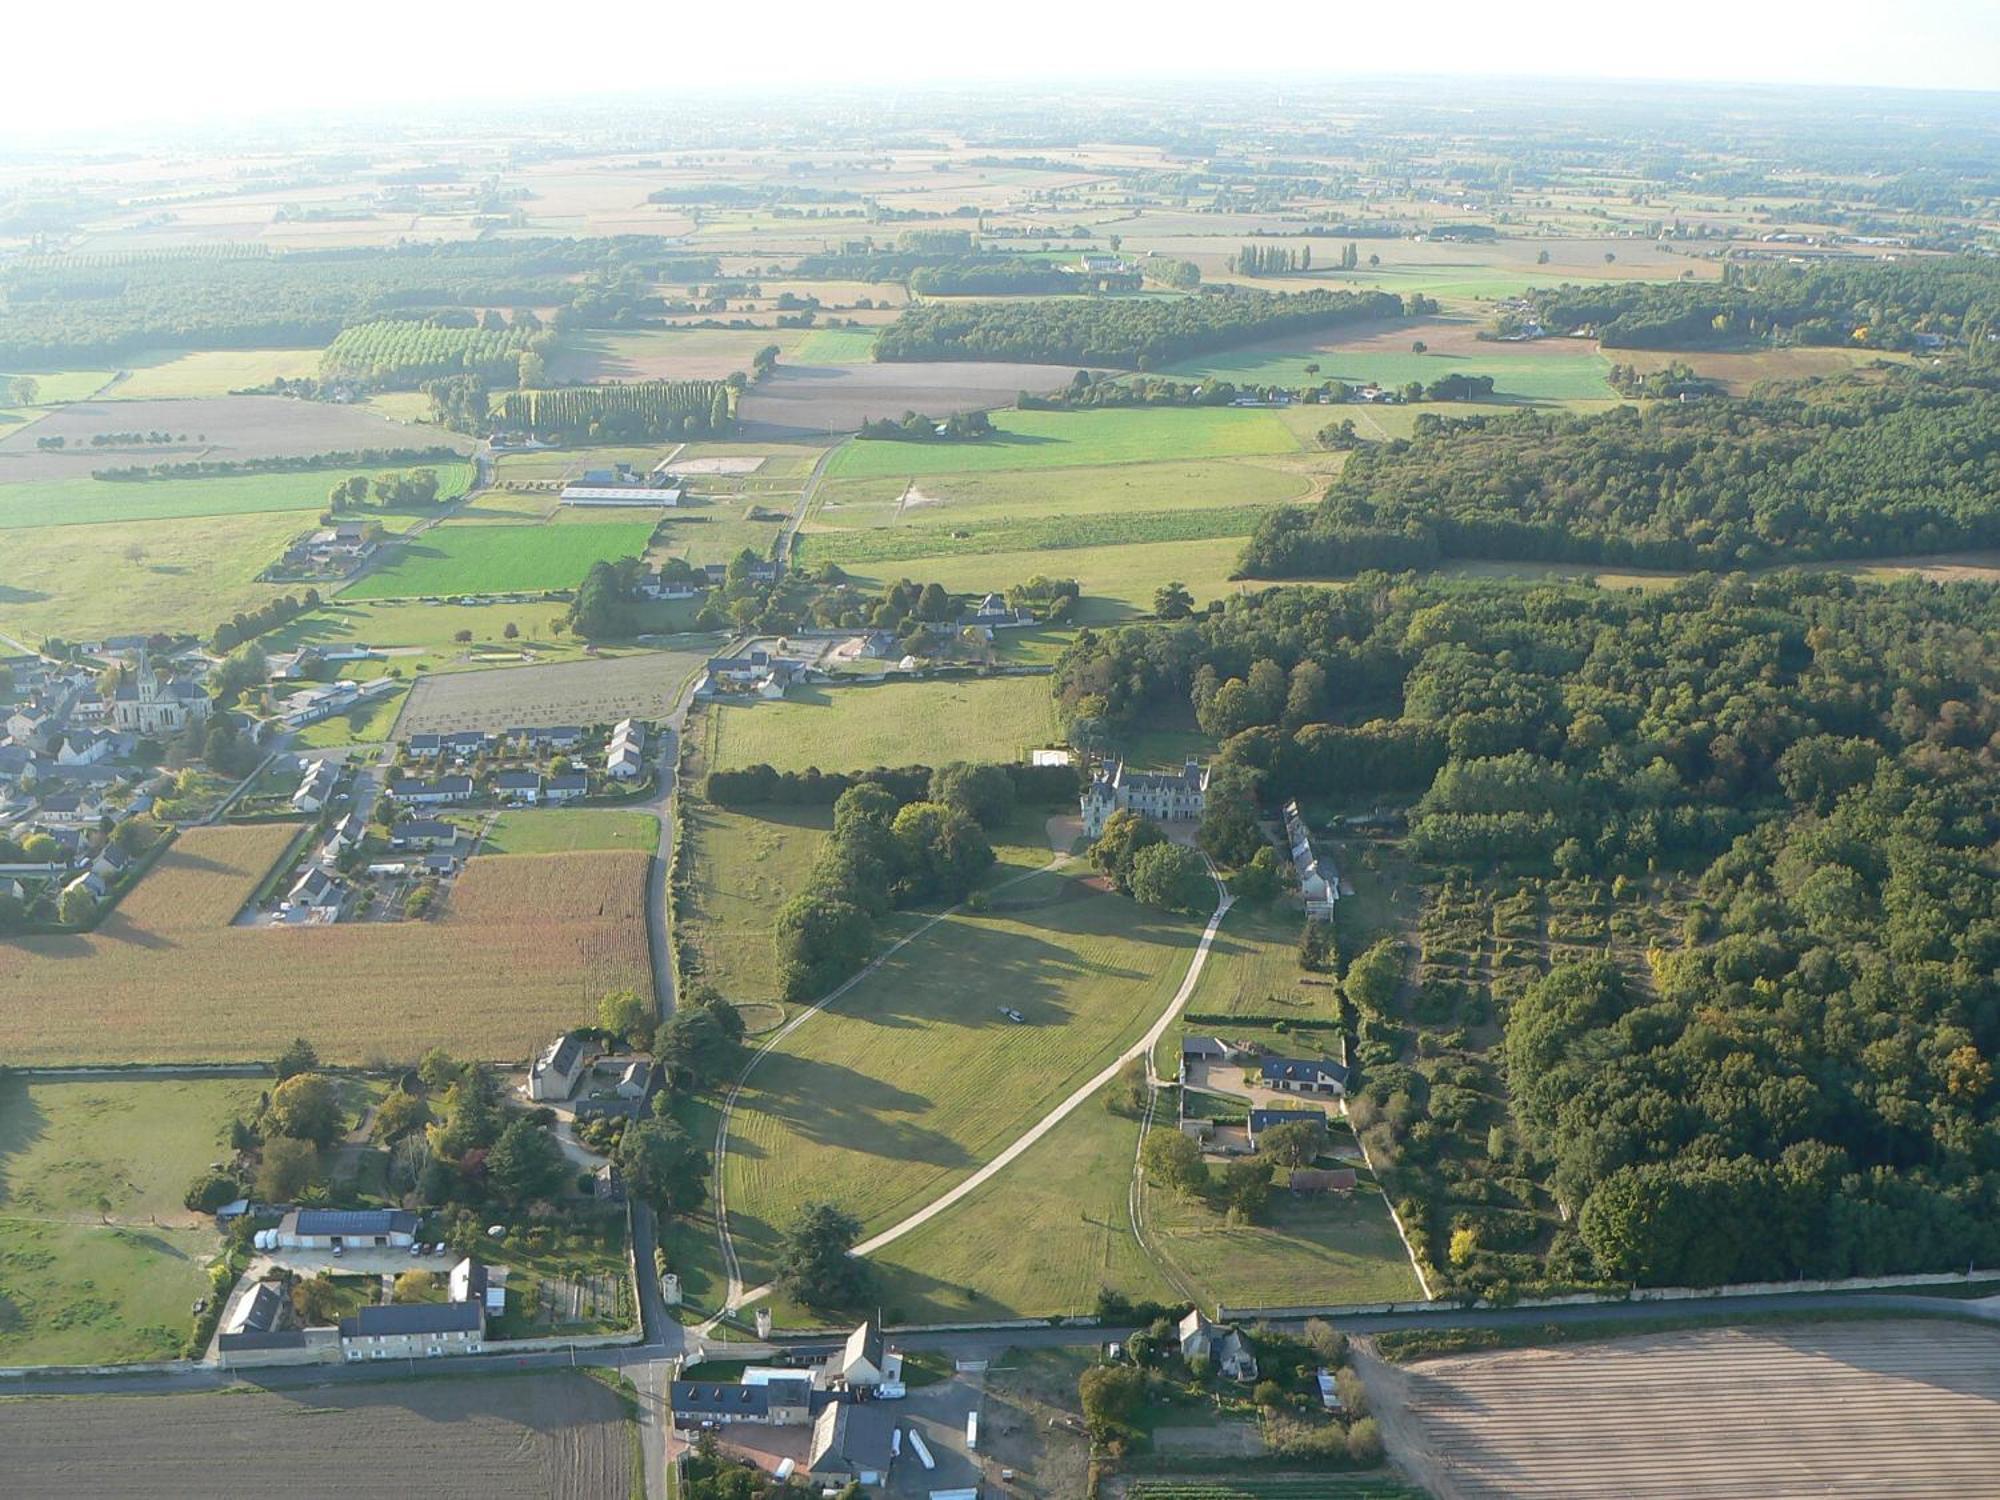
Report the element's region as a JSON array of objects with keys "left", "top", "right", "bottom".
[
  {"left": 1520, "top": 255, "right": 1999, "bottom": 351},
  {"left": 1054, "top": 571, "right": 2000, "bottom": 1289},
  {"left": 0, "top": 239, "right": 717, "bottom": 364},
  {"left": 1240, "top": 367, "right": 2000, "bottom": 574},
  {"left": 873, "top": 287, "right": 1410, "bottom": 368}
]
